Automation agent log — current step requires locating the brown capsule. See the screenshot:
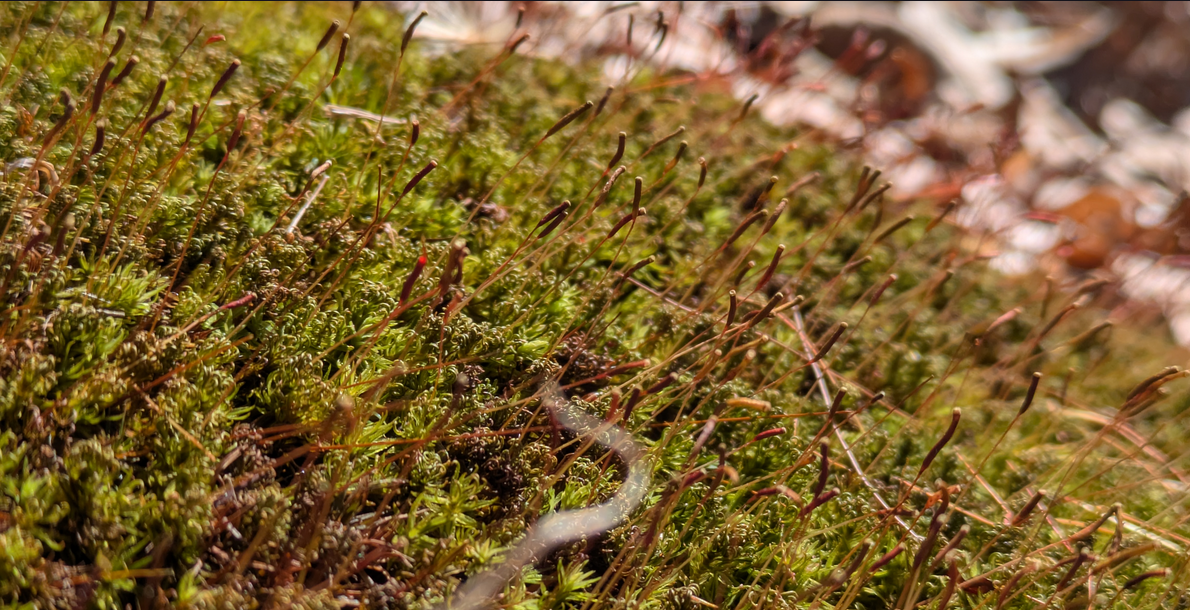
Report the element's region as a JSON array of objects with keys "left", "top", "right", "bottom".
[
  {"left": 1020, "top": 372, "right": 1041, "bottom": 415},
  {"left": 91, "top": 59, "right": 115, "bottom": 114},
  {"left": 1010, "top": 490, "right": 1045, "bottom": 526},
  {"left": 697, "top": 157, "right": 707, "bottom": 189},
  {"left": 974, "top": 307, "right": 1021, "bottom": 337},
  {"left": 641, "top": 125, "right": 684, "bottom": 158},
  {"left": 1035, "top": 300, "right": 1081, "bottom": 341},
  {"left": 725, "top": 397, "right": 768, "bottom": 411},
  {"left": 761, "top": 199, "right": 786, "bottom": 235},
  {"left": 623, "top": 256, "right": 654, "bottom": 278},
  {"left": 663, "top": 140, "right": 688, "bottom": 173},
  {"left": 111, "top": 55, "right": 139, "bottom": 87},
  {"left": 537, "top": 211, "right": 568, "bottom": 239},
  {"left": 1056, "top": 549, "right": 1091, "bottom": 591},
  {"left": 543, "top": 100, "right": 593, "bottom": 140},
  {"left": 210, "top": 59, "right": 240, "bottom": 99},
  {"left": 622, "top": 387, "right": 643, "bottom": 421},
  {"left": 839, "top": 540, "right": 873, "bottom": 582},
  {"left": 310, "top": 160, "right": 332, "bottom": 179},
  {"left": 723, "top": 209, "right": 767, "bottom": 249},
  {"left": 1069, "top": 503, "right": 1120, "bottom": 544},
  {"left": 401, "top": 11, "right": 428, "bottom": 55},
  {"left": 594, "top": 86, "right": 614, "bottom": 117},
  {"left": 918, "top": 408, "right": 961, "bottom": 475},
  {"left": 142, "top": 100, "right": 174, "bottom": 133},
  {"left": 869, "top": 544, "right": 903, "bottom": 573},
  {"left": 737, "top": 93, "right": 758, "bottom": 122},
  {"left": 726, "top": 290, "right": 738, "bottom": 328},
  {"left": 401, "top": 160, "right": 438, "bottom": 197},
  {"left": 1094, "top": 542, "right": 1157, "bottom": 574},
  {"left": 52, "top": 213, "right": 74, "bottom": 257},
  {"left": 869, "top": 274, "right": 896, "bottom": 307},
  {"left": 144, "top": 0, "right": 155, "bottom": 22},
  {"left": 595, "top": 166, "right": 626, "bottom": 208},
  {"left": 409, "top": 119, "right": 419, "bottom": 146},
  {"left": 508, "top": 33, "right": 531, "bottom": 55},
  {"left": 826, "top": 389, "right": 845, "bottom": 422},
  {"left": 841, "top": 256, "right": 872, "bottom": 274},
  {"left": 316, "top": 20, "right": 340, "bottom": 52},
  {"left": 219, "top": 292, "right": 256, "bottom": 311},
  {"left": 631, "top": 176, "right": 642, "bottom": 214},
  {"left": 536, "top": 200, "right": 571, "bottom": 229},
  {"left": 925, "top": 199, "right": 958, "bottom": 233},
  {"left": 334, "top": 34, "right": 350, "bottom": 77},
  {"left": 104, "top": 1, "right": 117, "bottom": 36},
  {"left": 911, "top": 510, "right": 946, "bottom": 571},
  {"left": 90, "top": 119, "right": 106, "bottom": 156},
  {"left": 751, "top": 427, "right": 786, "bottom": 442},
  {"left": 931, "top": 525, "right": 970, "bottom": 568},
  {"left": 813, "top": 441, "right": 830, "bottom": 498},
  {"left": 783, "top": 172, "right": 819, "bottom": 199},
  {"left": 607, "top": 132, "right": 627, "bottom": 170},
  {"left": 732, "top": 261, "right": 755, "bottom": 287},
  {"left": 226, "top": 110, "right": 247, "bottom": 151},
  {"left": 605, "top": 387, "right": 623, "bottom": 422},
  {"left": 856, "top": 182, "right": 891, "bottom": 213},
  {"left": 1067, "top": 321, "right": 1112, "bottom": 350},
  {"left": 750, "top": 292, "right": 783, "bottom": 325},
  {"left": 996, "top": 563, "right": 1035, "bottom": 609},
  {"left": 683, "top": 470, "right": 708, "bottom": 489},
  {"left": 1126, "top": 366, "right": 1181, "bottom": 401},
  {"left": 352, "top": 1, "right": 361, "bottom": 12},
  {"left": 754, "top": 244, "right": 785, "bottom": 290},
  {"left": 959, "top": 575, "right": 996, "bottom": 595},
  {"left": 437, "top": 239, "right": 467, "bottom": 298},
  {"left": 110, "top": 26, "right": 126, "bottom": 57},
  {"left": 607, "top": 208, "right": 645, "bottom": 240},
  {"left": 750, "top": 486, "right": 781, "bottom": 499},
  {"left": 1123, "top": 569, "right": 1169, "bottom": 591},
  {"left": 400, "top": 255, "right": 427, "bottom": 304},
  {"left": 874, "top": 215, "right": 914, "bottom": 244},
  {"left": 144, "top": 76, "right": 167, "bottom": 120},
  {"left": 809, "top": 323, "right": 847, "bottom": 364},
  {"left": 646, "top": 373, "right": 676, "bottom": 395},
  {"left": 741, "top": 176, "right": 777, "bottom": 211},
  {"left": 935, "top": 559, "right": 959, "bottom": 610},
  {"left": 653, "top": 20, "right": 668, "bottom": 51},
  {"left": 845, "top": 167, "right": 873, "bottom": 210},
  {"left": 186, "top": 102, "right": 200, "bottom": 142},
  {"left": 799, "top": 487, "right": 839, "bottom": 517},
  {"left": 450, "top": 239, "right": 467, "bottom": 284}
]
